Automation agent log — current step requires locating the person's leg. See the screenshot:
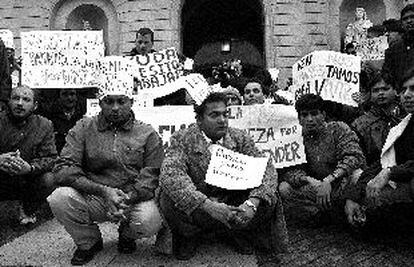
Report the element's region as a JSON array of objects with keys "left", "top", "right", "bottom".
[
  {"left": 21, "top": 172, "right": 56, "bottom": 216},
  {"left": 47, "top": 187, "right": 109, "bottom": 250},
  {"left": 0, "top": 173, "right": 20, "bottom": 201}
]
